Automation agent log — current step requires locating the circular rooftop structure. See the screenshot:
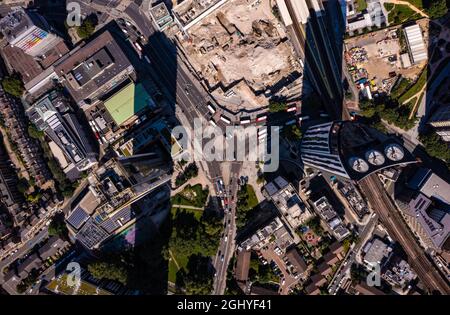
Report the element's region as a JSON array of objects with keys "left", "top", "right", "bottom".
[
  {"left": 385, "top": 144, "right": 404, "bottom": 161},
  {"left": 365, "top": 149, "right": 385, "bottom": 166},
  {"left": 301, "top": 121, "right": 417, "bottom": 181},
  {"left": 348, "top": 157, "right": 369, "bottom": 173}
]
